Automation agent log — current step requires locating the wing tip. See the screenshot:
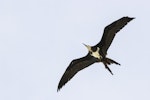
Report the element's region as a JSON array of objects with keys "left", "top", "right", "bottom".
[
  {"left": 129, "top": 17, "right": 135, "bottom": 20},
  {"left": 124, "top": 16, "right": 135, "bottom": 20},
  {"left": 57, "top": 84, "right": 63, "bottom": 92},
  {"left": 57, "top": 82, "right": 64, "bottom": 92},
  {"left": 57, "top": 88, "right": 60, "bottom": 92}
]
